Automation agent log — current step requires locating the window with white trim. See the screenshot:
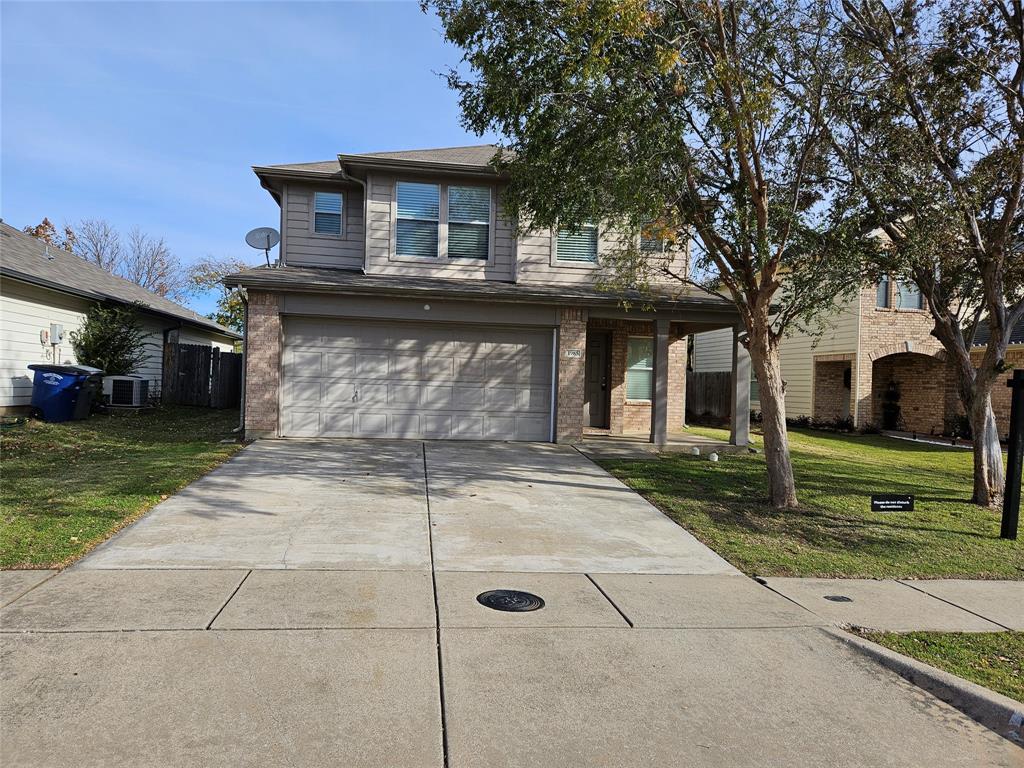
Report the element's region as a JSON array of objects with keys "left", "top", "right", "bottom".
[
  {"left": 396, "top": 181, "right": 440, "bottom": 258},
  {"left": 897, "top": 280, "right": 923, "bottom": 310},
  {"left": 640, "top": 222, "right": 666, "bottom": 254},
  {"left": 313, "top": 192, "right": 343, "bottom": 235},
  {"left": 447, "top": 185, "right": 490, "bottom": 260},
  {"left": 876, "top": 274, "right": 891, "bottom": 307},
  {"left": 556, "top": 223, "right": 598, "bottom": 262},
  {"left": 626, "top": 337, "right": 654, "bottom": 400}
]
